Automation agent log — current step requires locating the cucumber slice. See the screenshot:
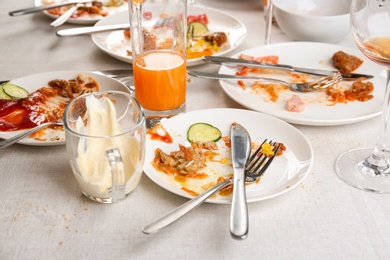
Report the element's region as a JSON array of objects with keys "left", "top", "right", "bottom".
[
  {"left": 2, "top": 82, "right": 28, "bottom": 99},
  {"left": 0, "top": 83, "right": 12, "bottom": 99},
  {"left": 188, "top": 22, "right": 209, "bottom": 37},
  {"left": 187, "top": 122, "right": 222, "bottom": 143}
]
